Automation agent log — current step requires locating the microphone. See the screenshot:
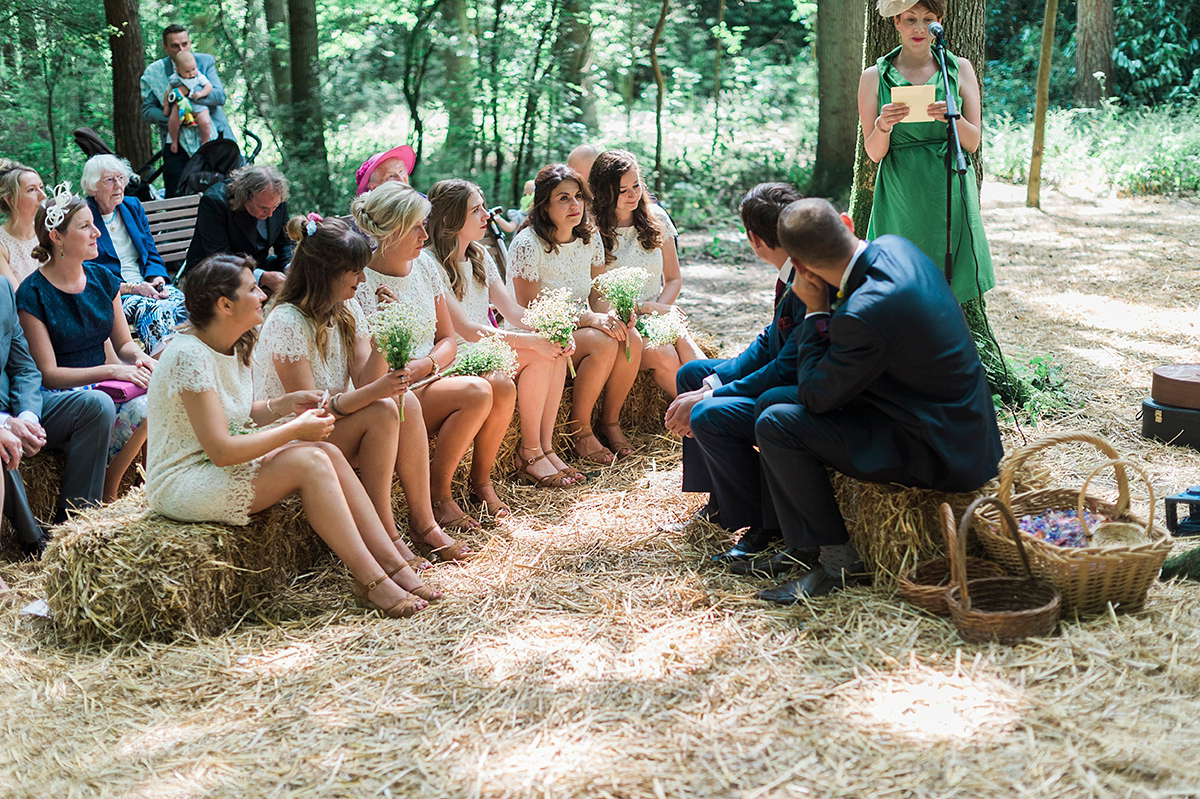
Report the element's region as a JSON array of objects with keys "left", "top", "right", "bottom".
[{"left": 928, "top": 21, "right": 945, "bottom": 41}]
